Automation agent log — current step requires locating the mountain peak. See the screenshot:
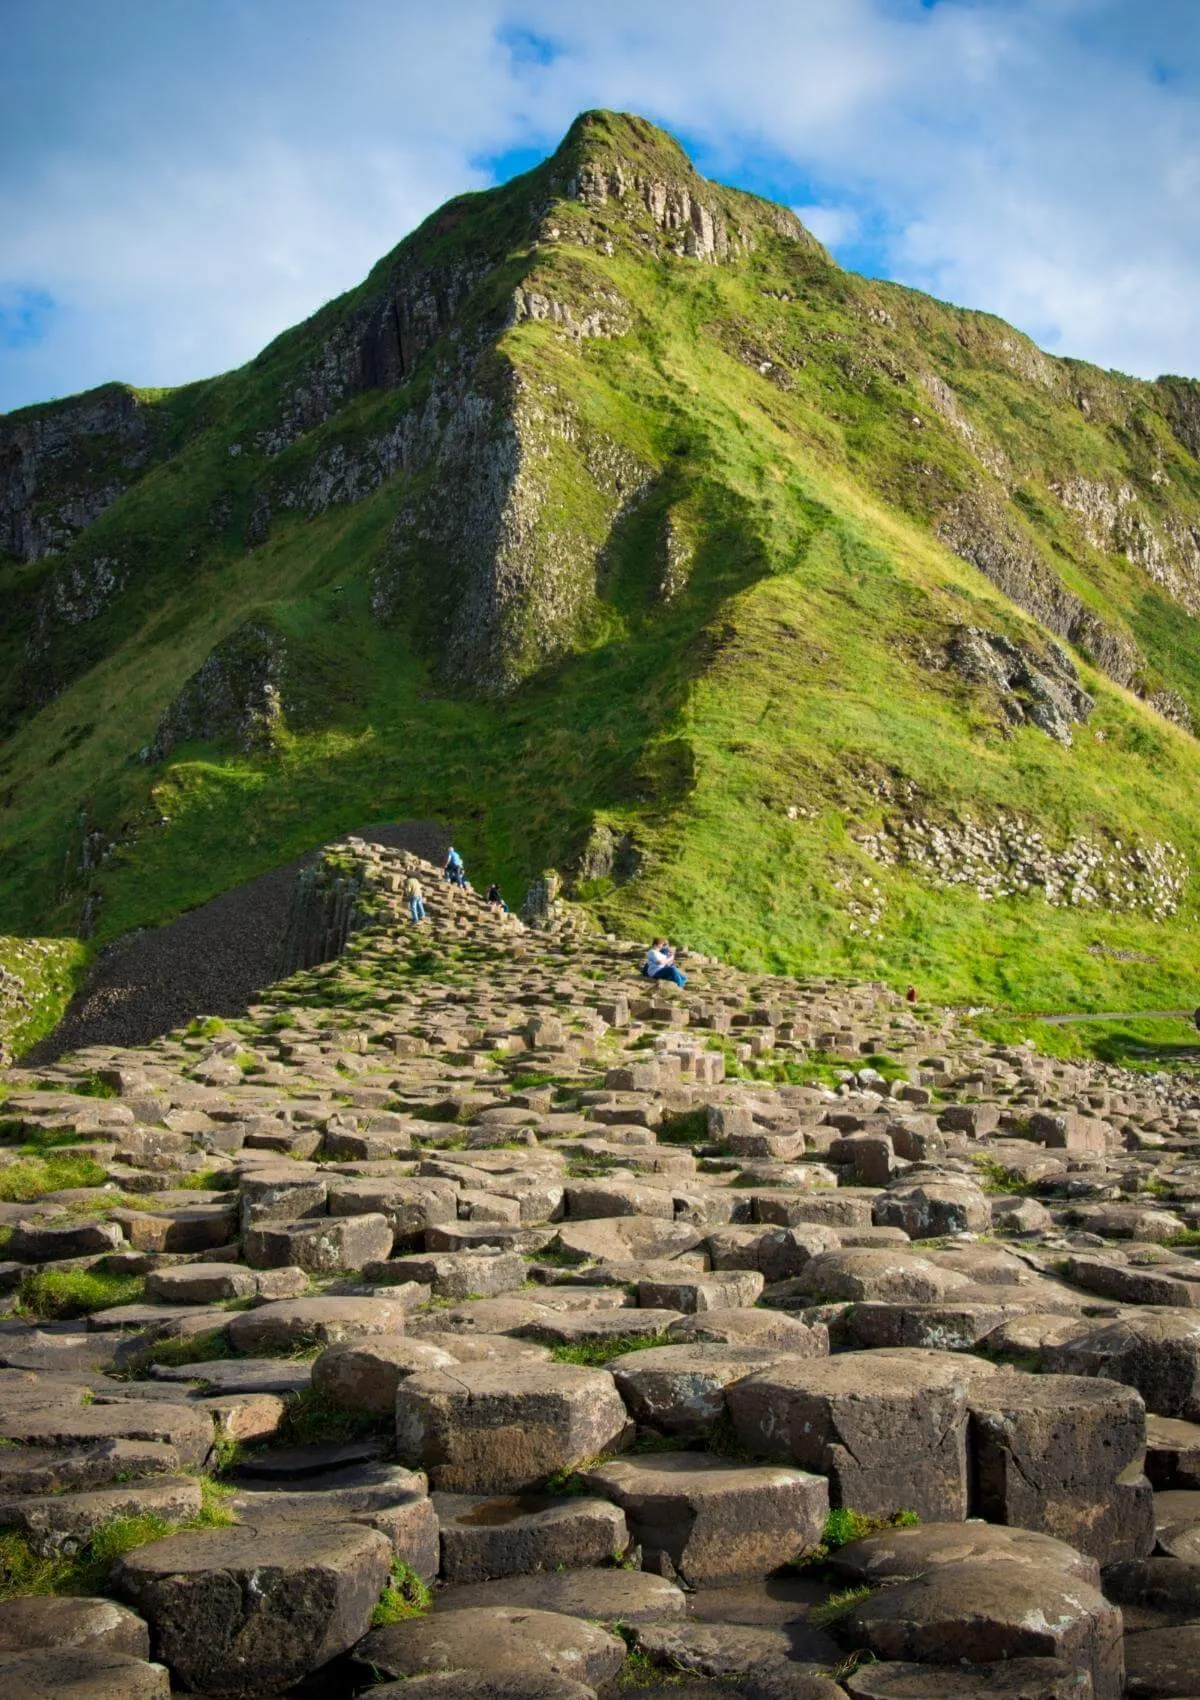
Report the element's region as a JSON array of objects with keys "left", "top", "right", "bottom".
[{"left": 552, "top": 108, "right": 699, "bottom": 182}]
